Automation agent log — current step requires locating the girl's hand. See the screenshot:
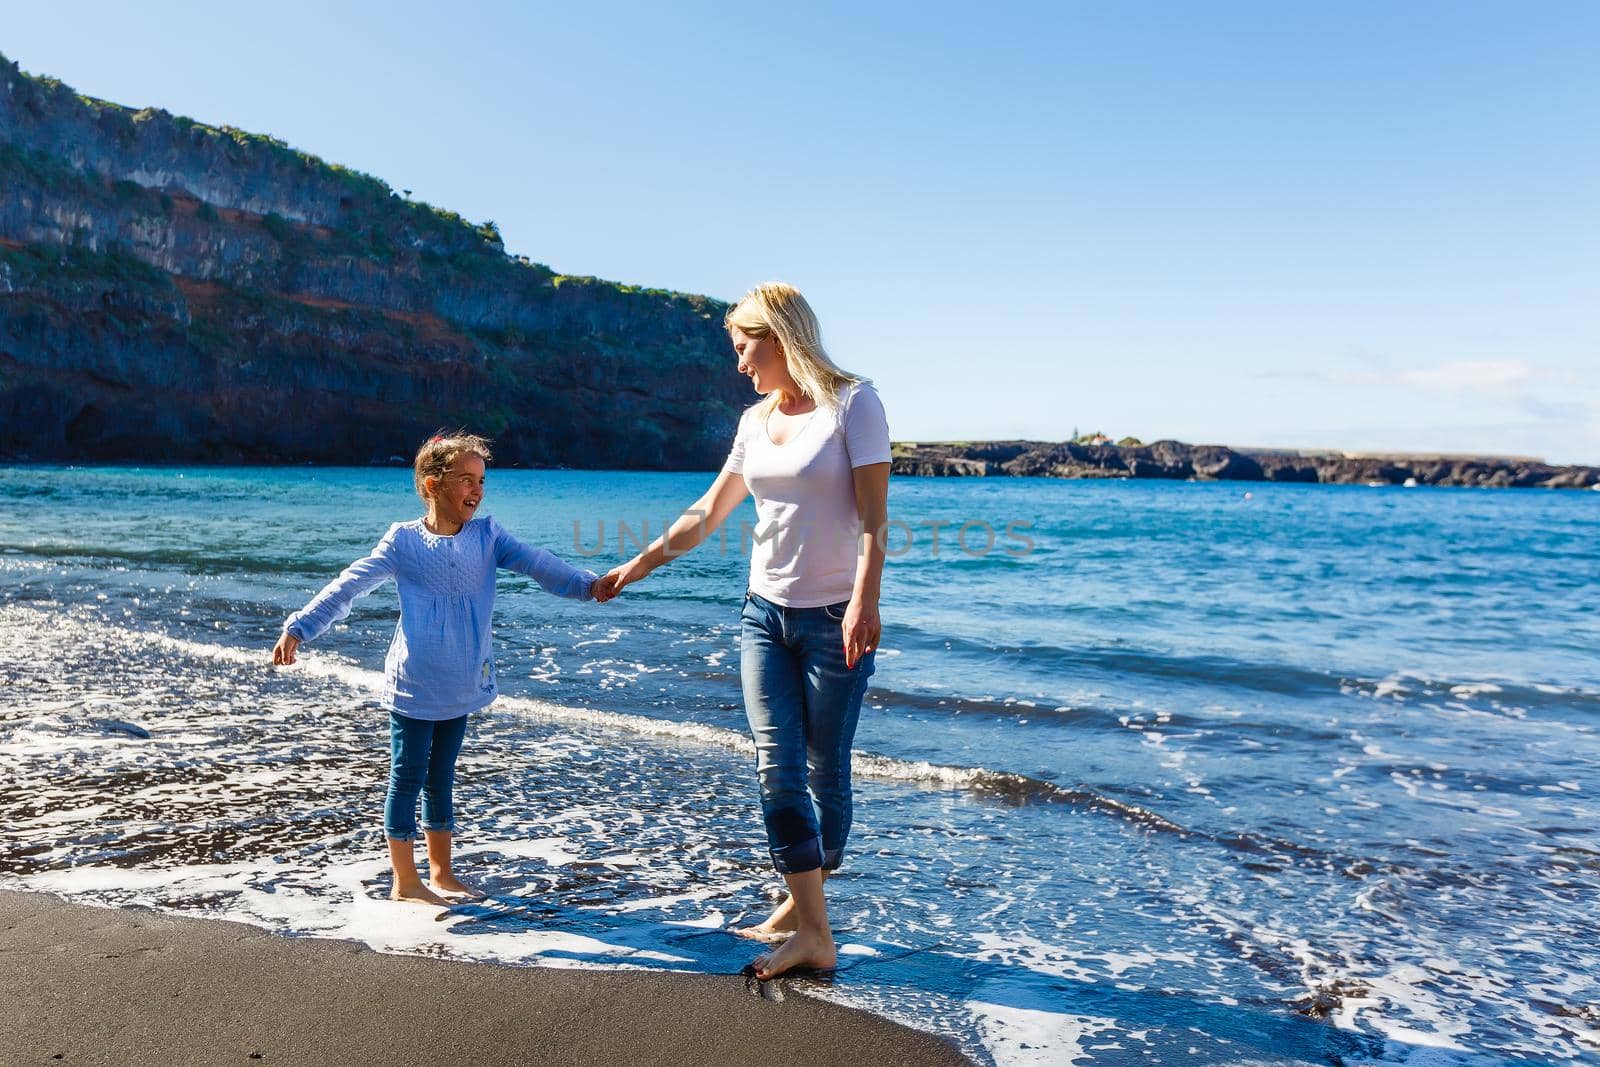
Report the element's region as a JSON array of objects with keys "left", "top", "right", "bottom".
[
  {"left": 591, "top": 572, "right": 620, "bottom": 603},
  {"left": 842, "top": 599, "right": 880, "bottom": 670},
  {"left": 272, "top": 632, "right": 299, "bottom": 666},
  {"left": 606, "top": 557, "right": 649, "bottom": 596}
]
